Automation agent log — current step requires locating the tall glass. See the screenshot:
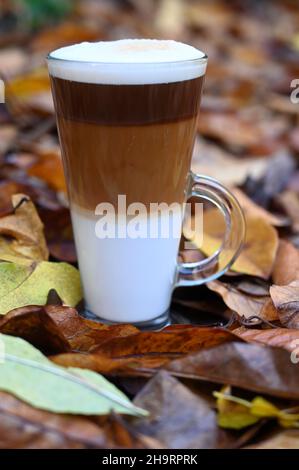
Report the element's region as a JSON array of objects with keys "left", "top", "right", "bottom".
[{"left": 47, "top": 40, "right": 245, "bottom": 329}]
